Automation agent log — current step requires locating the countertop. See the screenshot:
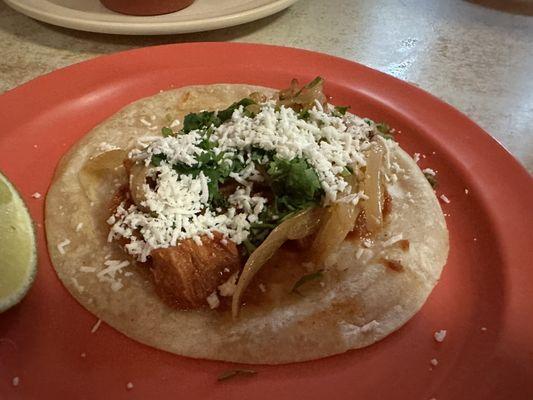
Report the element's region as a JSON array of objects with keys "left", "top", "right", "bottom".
[{"left": 1, "top": 0, "right": 532, "bottom": 171}]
